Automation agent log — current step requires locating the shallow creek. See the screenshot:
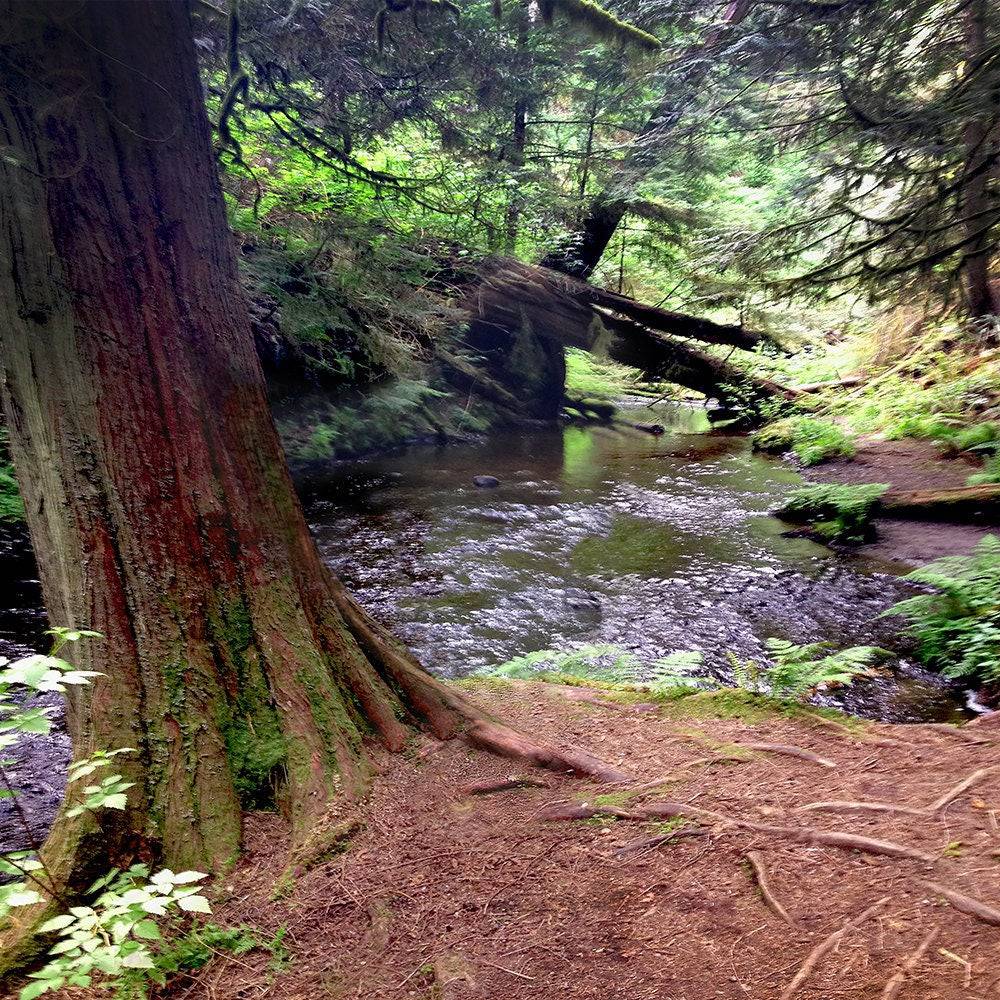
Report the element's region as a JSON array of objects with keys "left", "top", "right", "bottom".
[{"left": 0, "top": 404, "right": 965, "bottom": 851}]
